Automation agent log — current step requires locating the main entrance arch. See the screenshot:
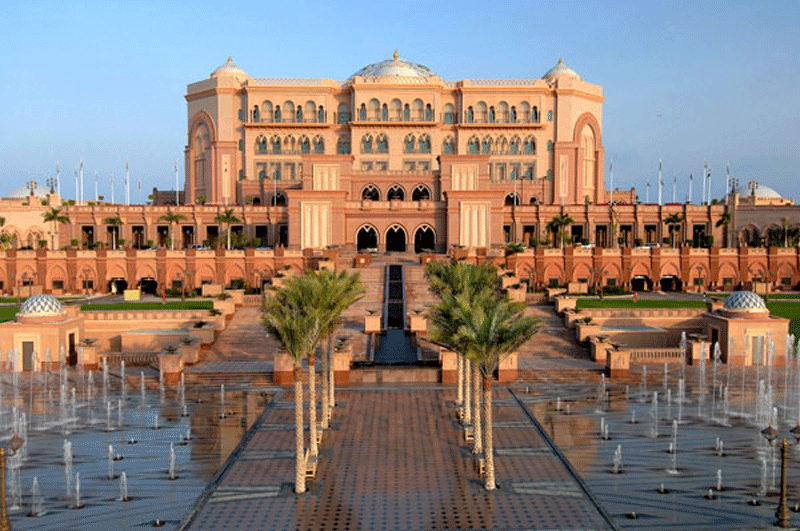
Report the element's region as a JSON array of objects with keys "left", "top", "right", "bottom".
[
  {"left": 414, "top": 225, "right": 435, "bottom": 253},
  {"left": 385, "top": 225, "right": 407, "bottom": 252},
  {"left": 356, "top": 225, "right": 378, "bottom": 252}
]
